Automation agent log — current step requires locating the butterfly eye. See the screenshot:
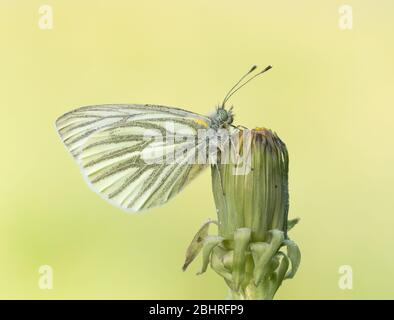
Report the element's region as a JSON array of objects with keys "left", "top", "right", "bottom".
[{"left": 218, "top": 109, "right": 228, "bottom": 120}]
